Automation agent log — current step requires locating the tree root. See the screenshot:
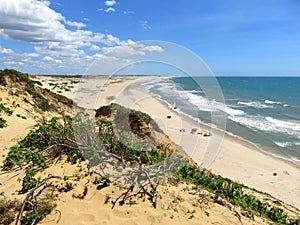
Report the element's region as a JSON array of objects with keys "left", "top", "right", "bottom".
[{"left": 15, "top": 174, "right": 60, "bottom": 225}]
